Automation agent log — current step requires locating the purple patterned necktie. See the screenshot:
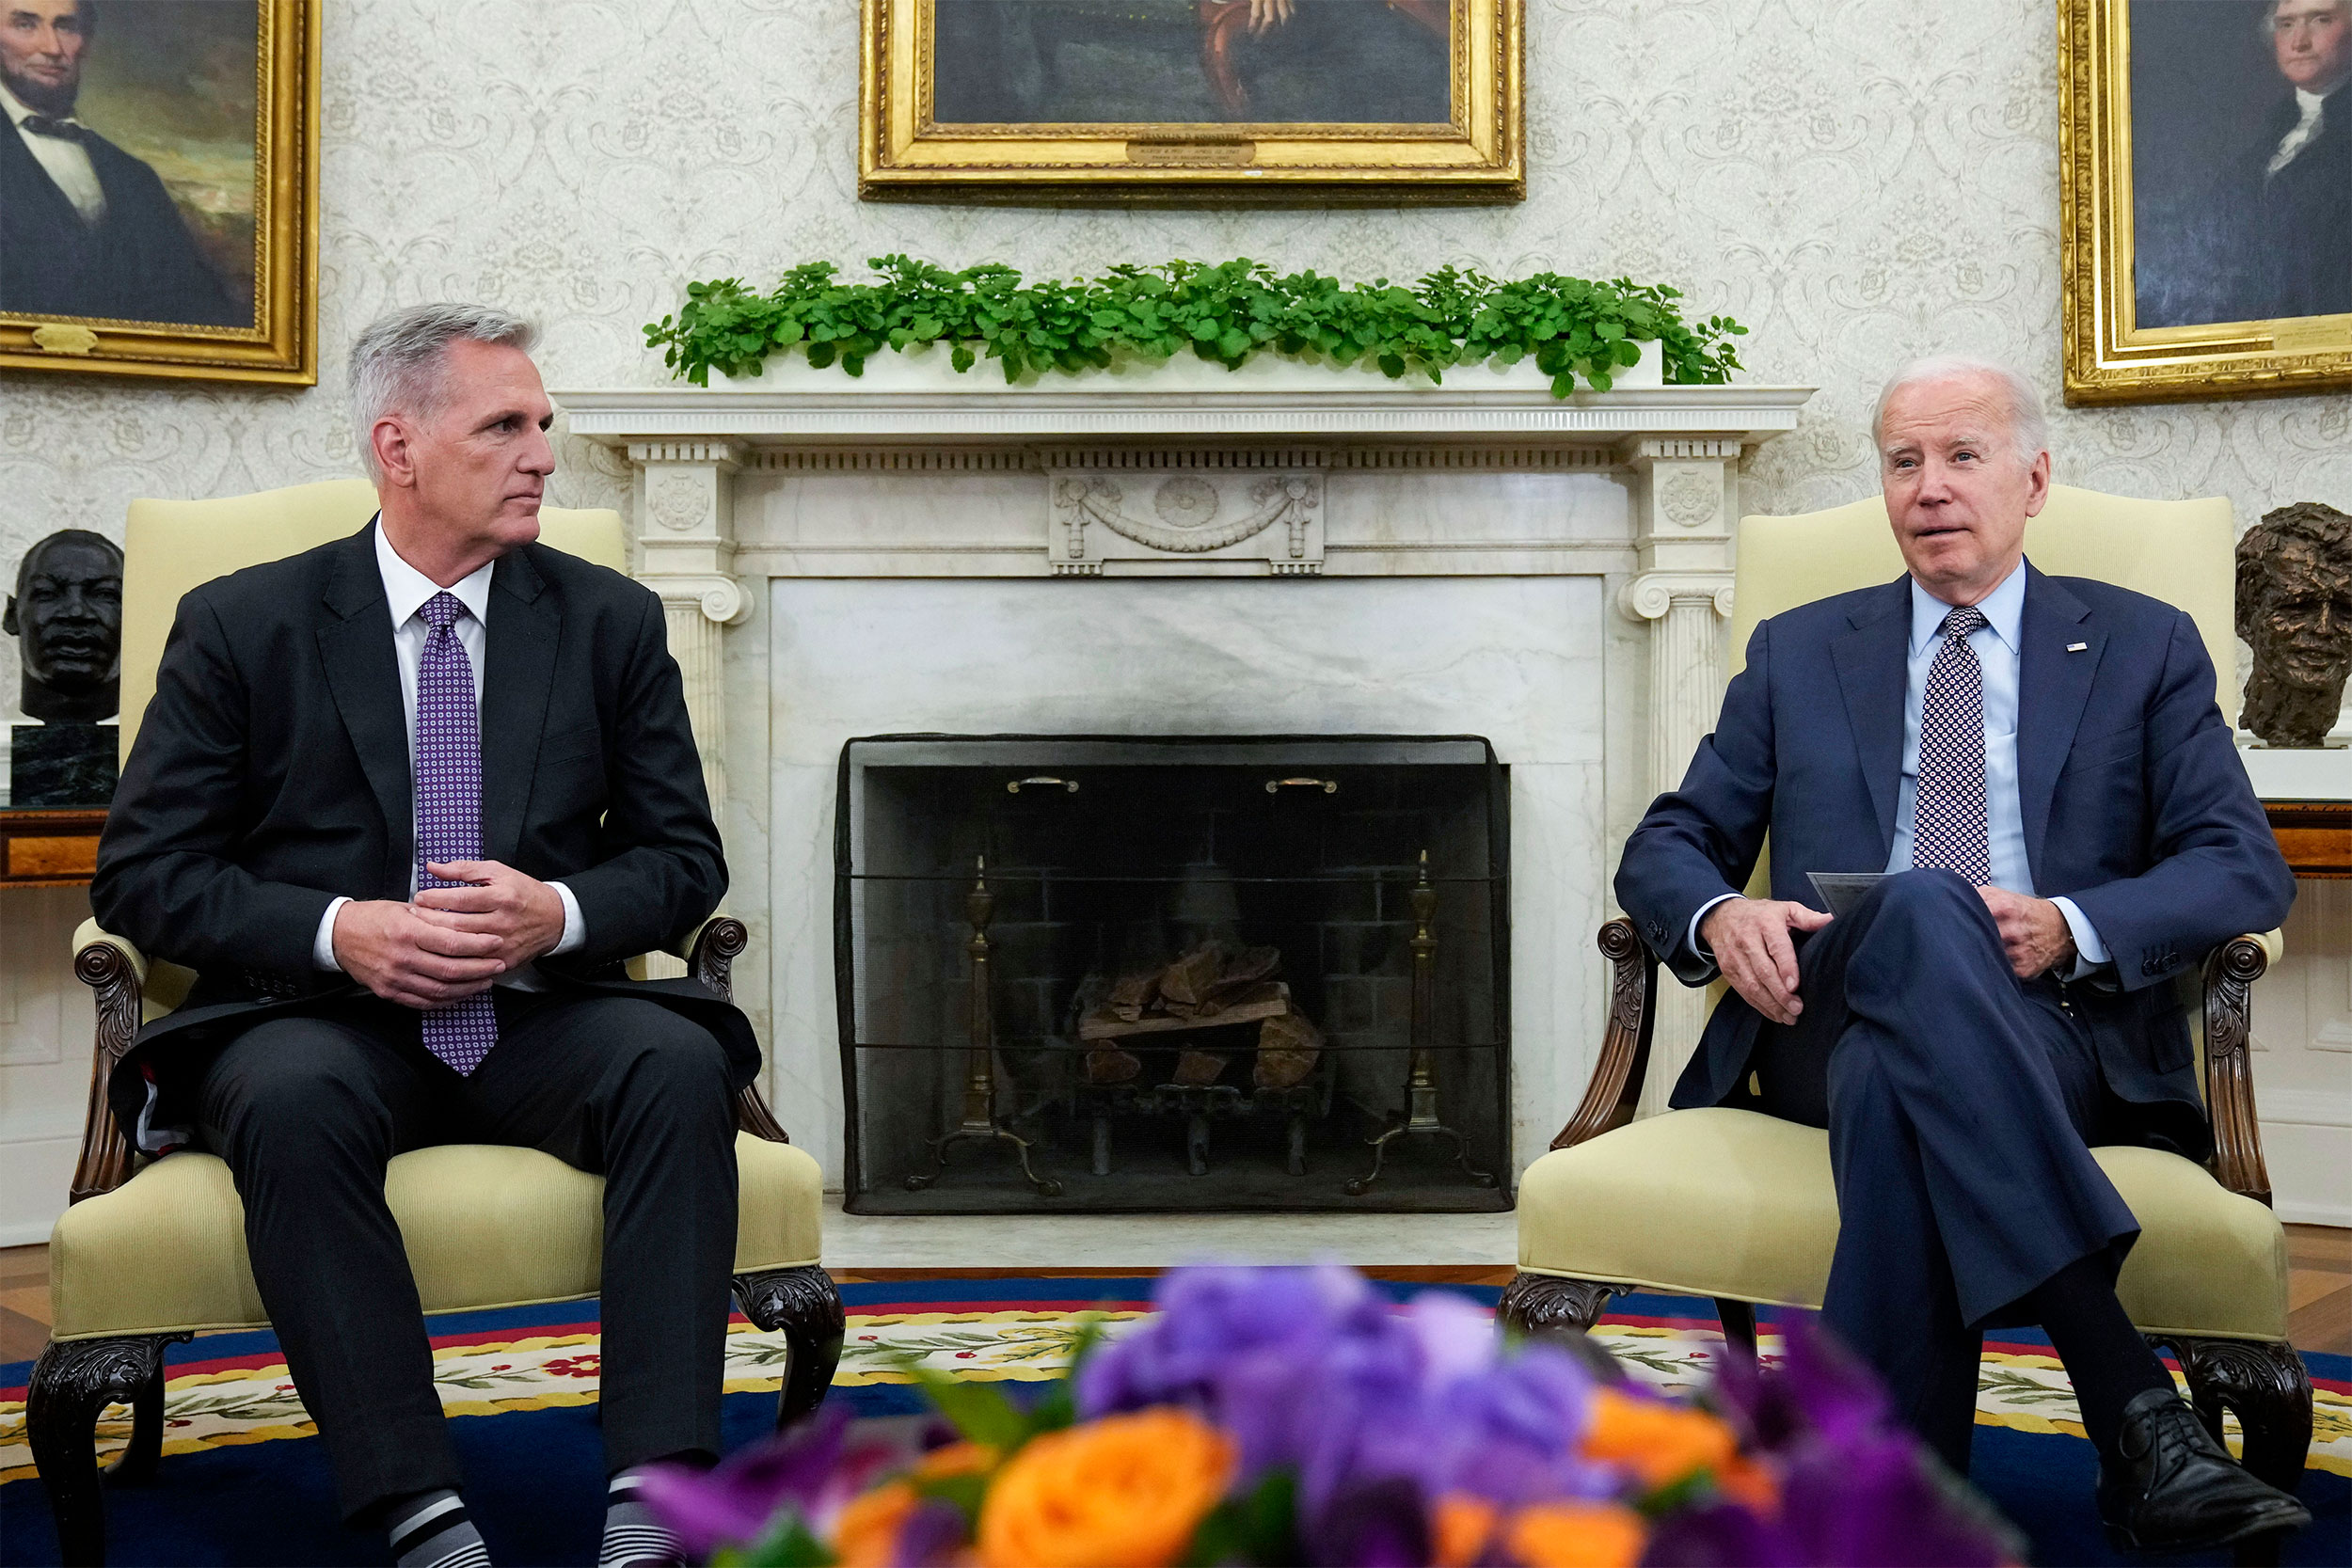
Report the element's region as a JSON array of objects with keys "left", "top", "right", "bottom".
[
  {"left": 414, "top": 591, "right": 498, "bottom": 1074},
  {"left": 1911, "top": 605, "right": 1994, "bottom": 887}
]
